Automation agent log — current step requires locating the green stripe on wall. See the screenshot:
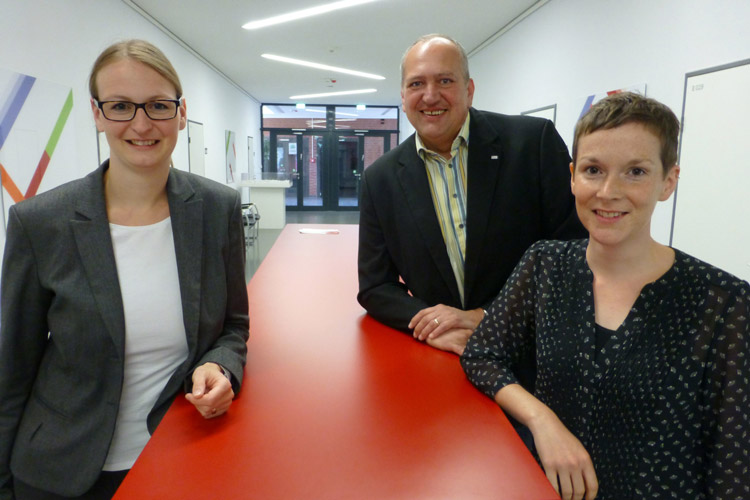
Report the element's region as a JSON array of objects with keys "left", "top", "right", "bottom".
[{"left": 45, "top": 89, "right": 74, "bottom": 156}]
